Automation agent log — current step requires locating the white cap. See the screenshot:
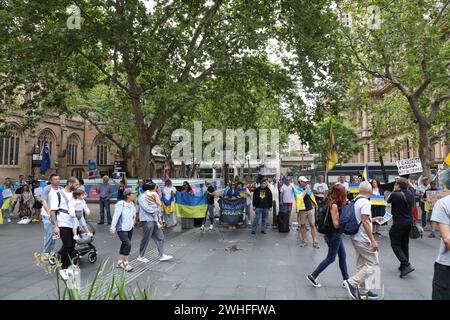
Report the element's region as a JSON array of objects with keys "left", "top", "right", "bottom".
[{"left": 298, "top": 176, "right": 309, "bottom": 182}]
